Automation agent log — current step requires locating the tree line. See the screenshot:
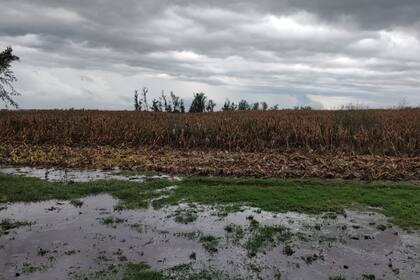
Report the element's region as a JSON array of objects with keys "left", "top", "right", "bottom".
[
  {"left": 133, "top": 88, "right": 304, "bottom": 113},
  {"left": 134, "top": 88, "right": 217, "bottom": 113}
]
